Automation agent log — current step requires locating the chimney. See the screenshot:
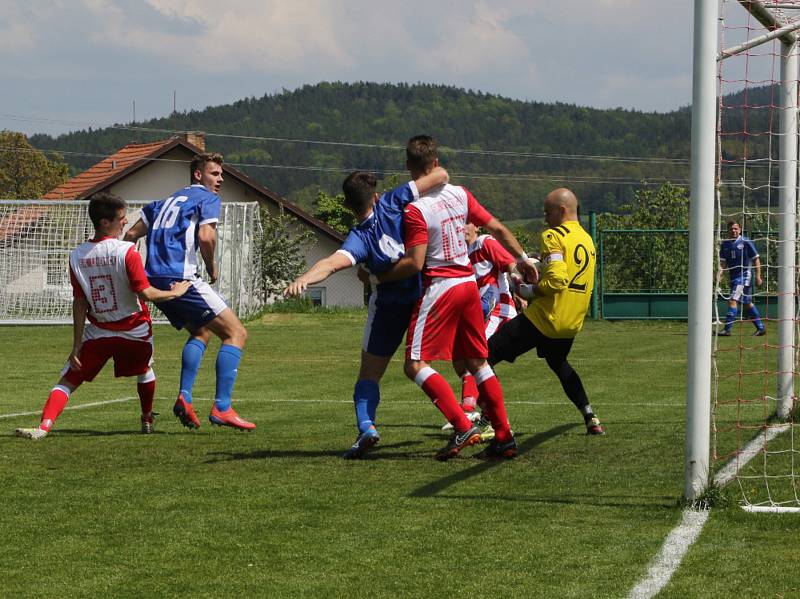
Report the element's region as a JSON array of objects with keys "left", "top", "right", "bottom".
[{"left": 184, "top": 131, "right": 206, "bottom": 152}]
